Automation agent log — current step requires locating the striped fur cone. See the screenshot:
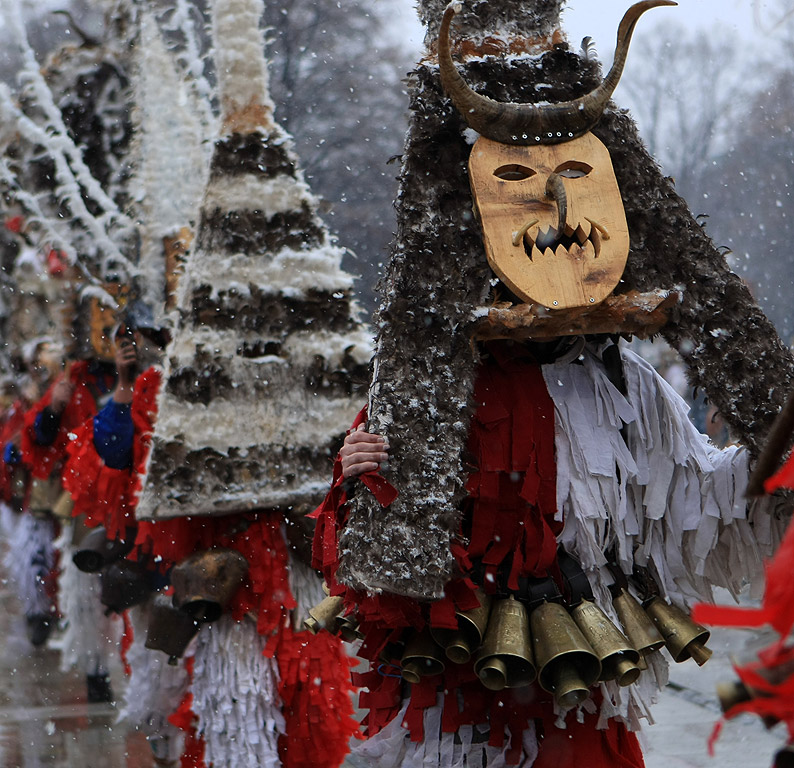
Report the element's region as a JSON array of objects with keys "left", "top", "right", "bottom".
[{"left": 137, "top": 0, "right": 371, "bottom": 520}]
